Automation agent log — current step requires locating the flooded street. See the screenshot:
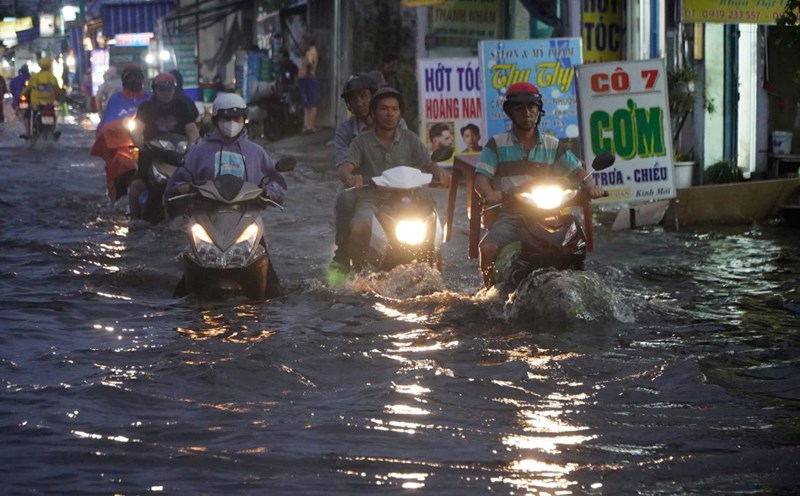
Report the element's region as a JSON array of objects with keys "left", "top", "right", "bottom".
[{"left": 1, "top": 116, "right": 799, "bottom": 495}]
